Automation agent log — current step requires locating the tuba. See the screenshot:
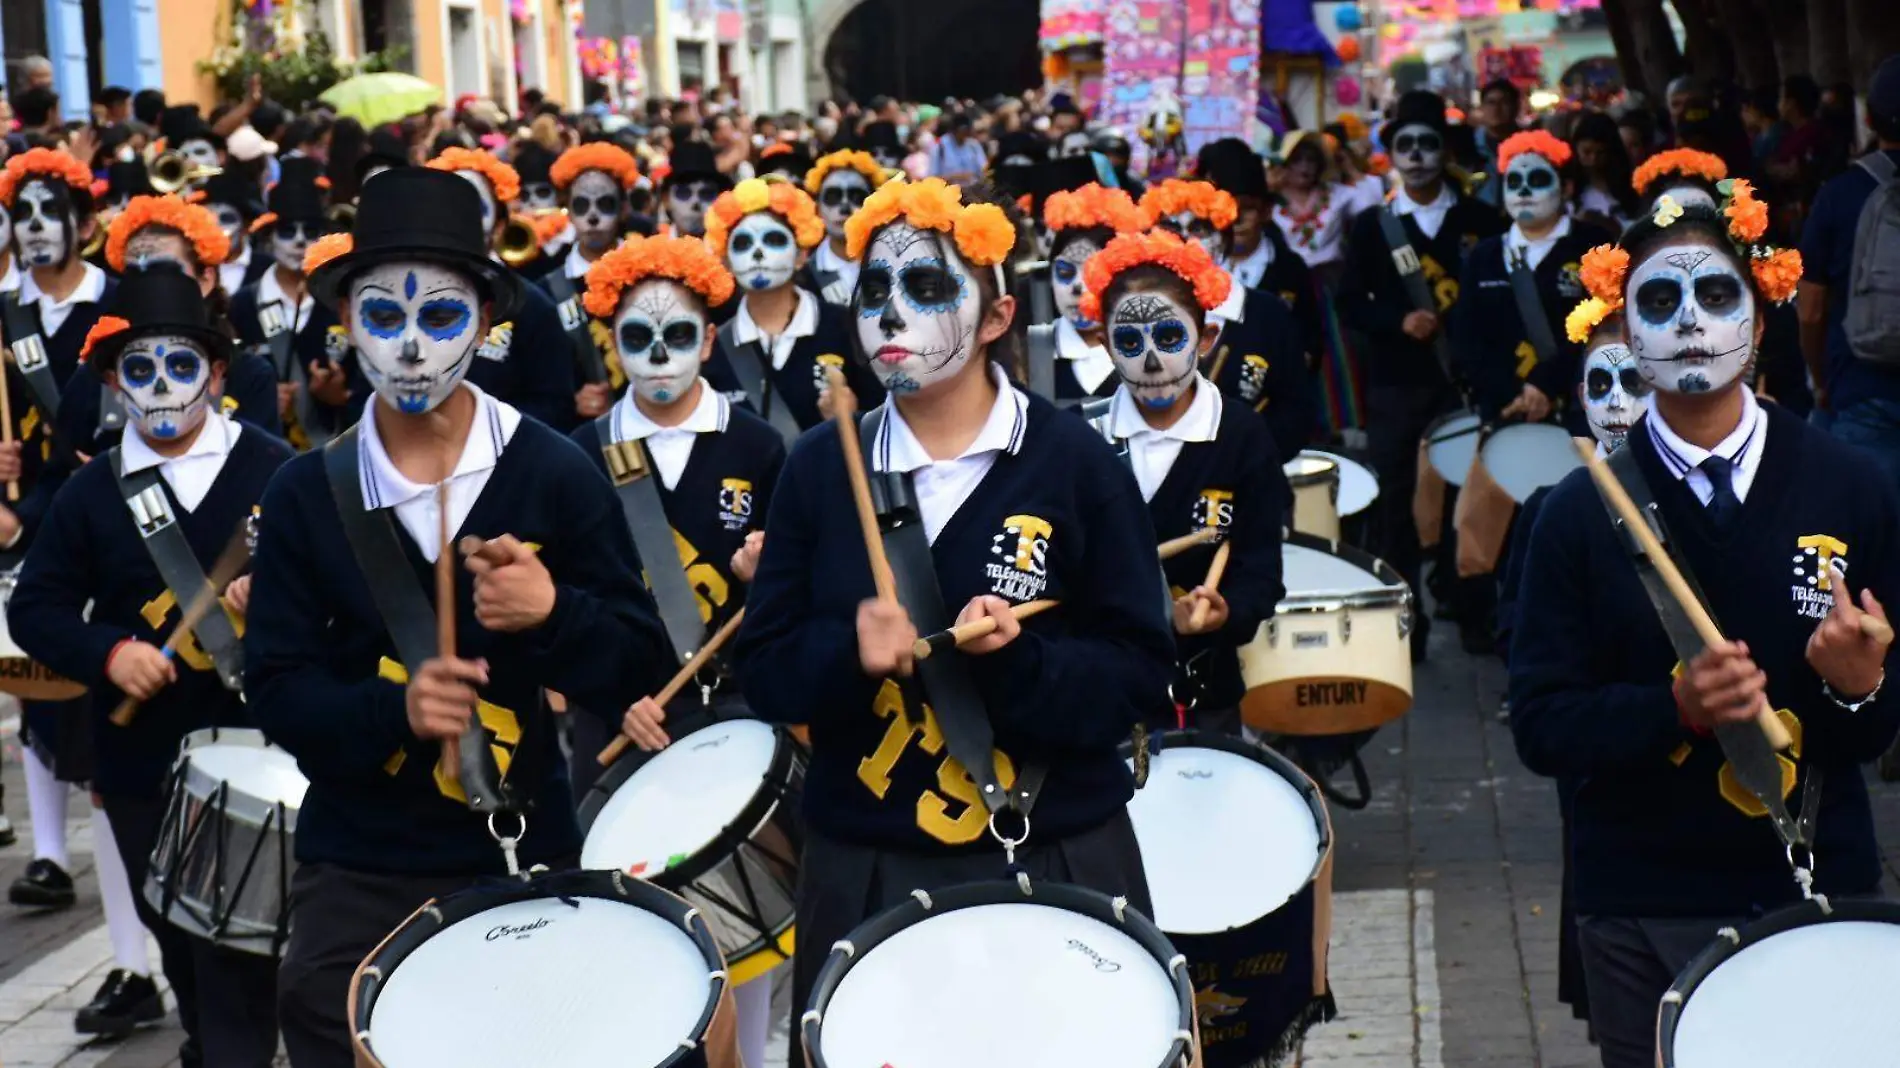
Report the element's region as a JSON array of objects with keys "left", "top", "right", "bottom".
[
  {"left": 150, "top": 152, "right": 222, "bottom": 195},
  {"left": 496, "top": 213, "right": 542, "bottom": 267}
]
